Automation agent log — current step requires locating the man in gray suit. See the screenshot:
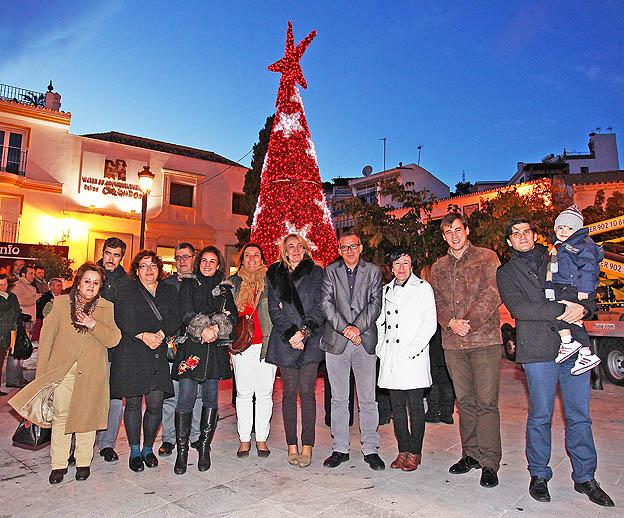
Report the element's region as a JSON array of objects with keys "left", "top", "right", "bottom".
[{"left": 320, "top": 232, "right": 384, "bottom": 470}]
